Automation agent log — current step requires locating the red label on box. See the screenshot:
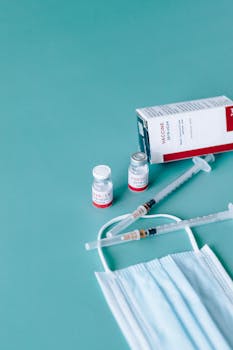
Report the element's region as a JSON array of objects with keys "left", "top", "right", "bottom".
[
  {"left": 226, "top": 106, "right": 233, "bottom": 131},
  {"left": 164, "top": 143, "right": 233, "bottom": 161}
]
